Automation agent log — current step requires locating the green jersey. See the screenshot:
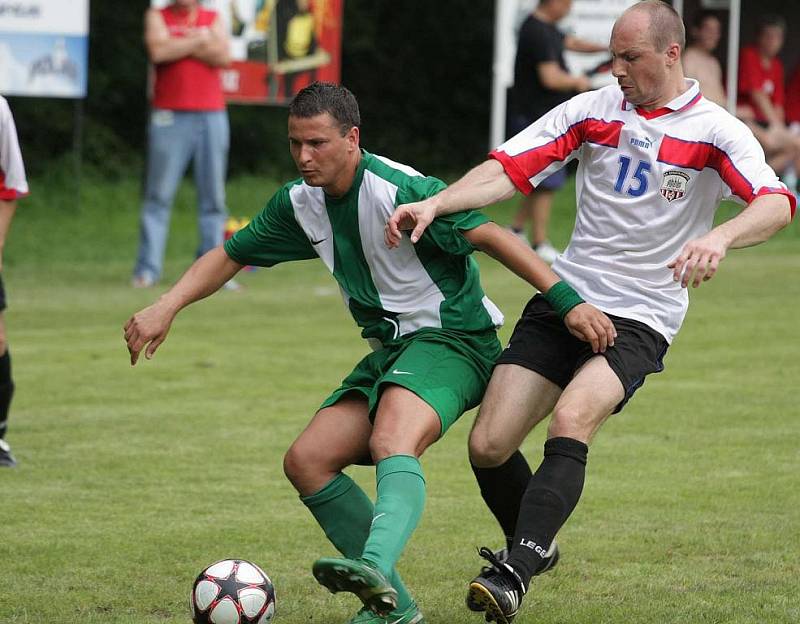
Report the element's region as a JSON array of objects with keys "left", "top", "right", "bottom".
[{"left": 224, "top": 150, "right": 503, "bottom": 348}]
